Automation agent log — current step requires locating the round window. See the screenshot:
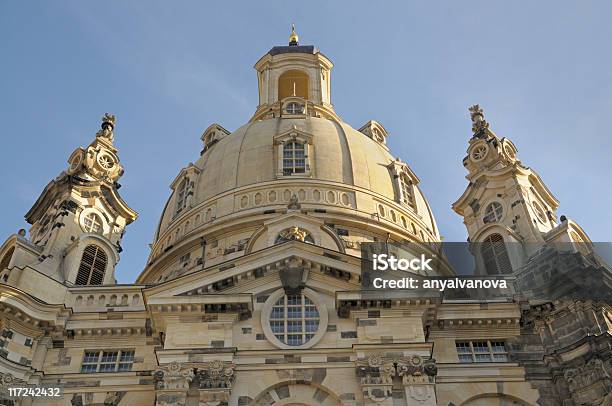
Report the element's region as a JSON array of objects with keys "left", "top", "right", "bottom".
[
  {"left": 471, "top": 144, "right": 488, "bottom": 161},
  {"left": 483, "top": 202, "right": 503, "bottom": 223},
  {"left": 270, "top": 293, "right": 319, "bottom": 346},
  {"left": 69, "top": 154, "right": 83, "bottom": 172},
  {"left": 82, "top": 213, "right": 104, "bottom": 234},
  {"left": 97, "top": 154, "right": 115, "bottom": 169},
  {"left": 262, "top": 288, "right": 327, "bottom": 349},
  {"left": 504, "top": 144, "right": 516, "bottom": 160},
  {"left": 533, "top": 201, "right": 547, "bottom": 223}
]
